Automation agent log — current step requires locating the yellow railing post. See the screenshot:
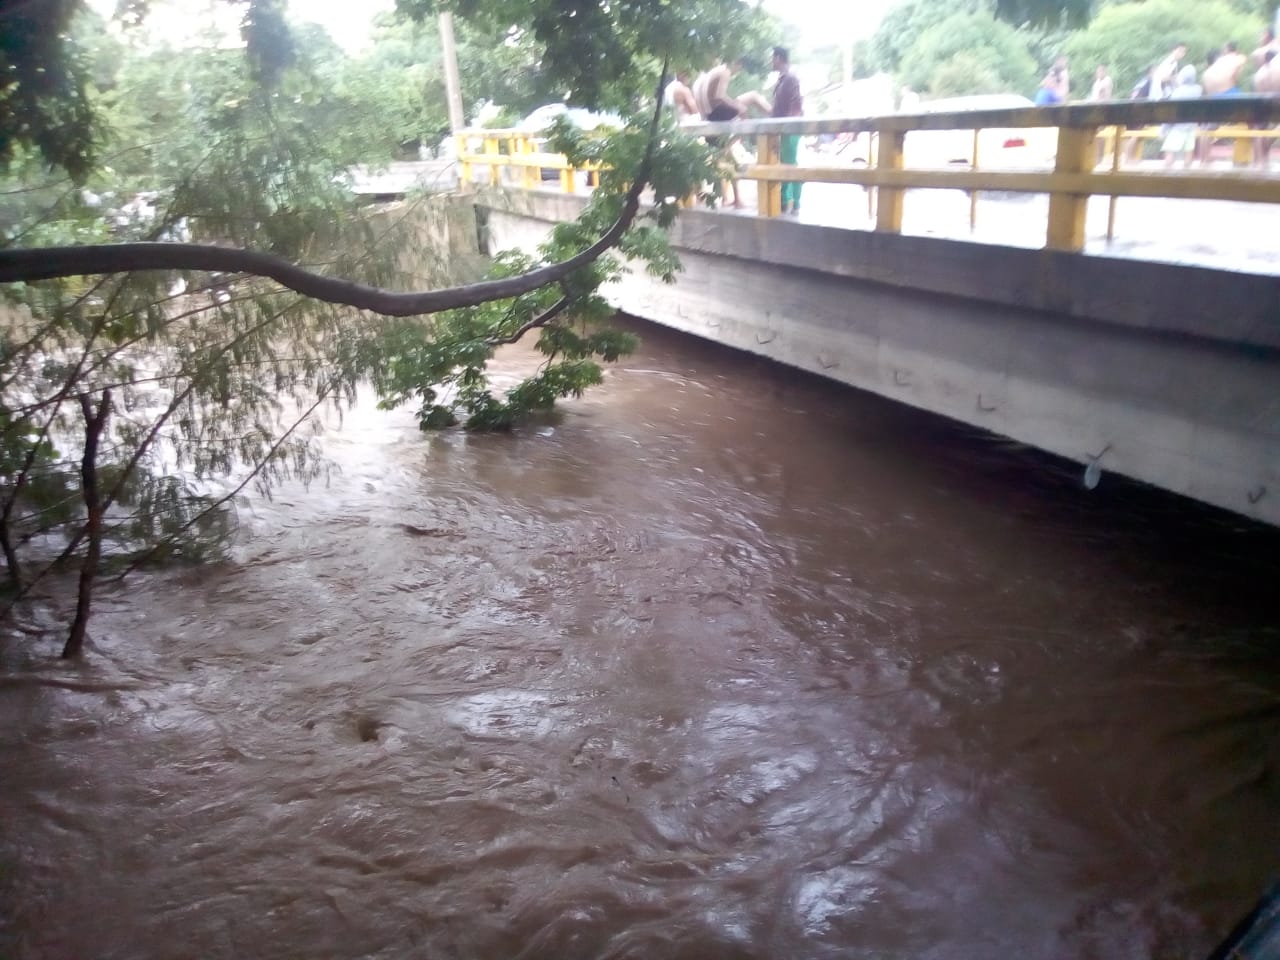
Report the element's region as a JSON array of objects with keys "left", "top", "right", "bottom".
[
  {"left": 867, "top": 132, "right": 877, "bottom": 223},
  {"left": 875, "top": 130, "right": 906, "bottom": 234},
  {"left": 484, "top": 136, "right": 499, "bottom": 187},
  {"left": 758, "top": 133, "right": 782, "bottom": 217},
  {"left": 1233, "top": 129, "right": 1252, "bottom": 167},
  {"left": 1046, "top": 125, "right": 1097, "bottom": 252},
  {"left": 969, "top": 128, "right": 980, "bottom": 232},
  {"left": 1106, "top": 125, "right": 1122, "bottom": 243},
  {"left": 457, "top": 134, "right": 471, "bottom": 186},
  {"left": 561, "top": 165, "right": 576, "bottom": 194},
  {"left": 522, "top": 137, "right": 538, "bottom": 190}
]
